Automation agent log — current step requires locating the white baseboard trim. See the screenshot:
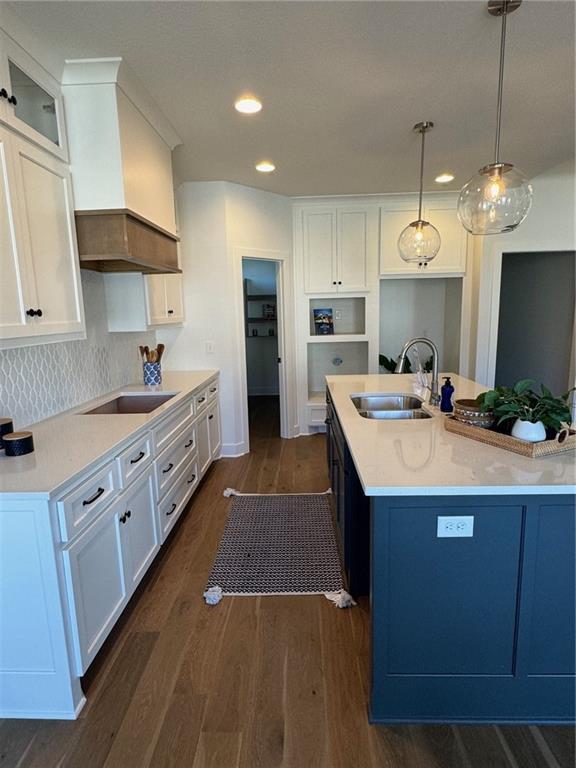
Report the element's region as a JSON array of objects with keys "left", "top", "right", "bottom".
[
  {"left": 221, "top": 441, "right": 249, "bottom": 457},
  {"left": 0, "top": 696, "right": 86, "bottom": 720}
]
